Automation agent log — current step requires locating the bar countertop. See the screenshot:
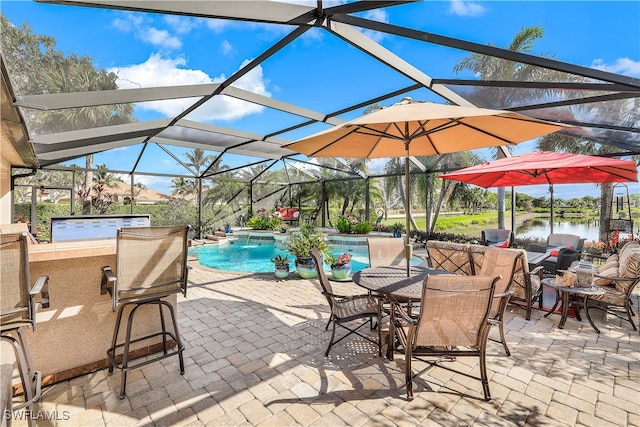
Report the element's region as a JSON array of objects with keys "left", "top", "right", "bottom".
[{"left": 28, "top": 239, "right": 117, "bottom": 262}]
